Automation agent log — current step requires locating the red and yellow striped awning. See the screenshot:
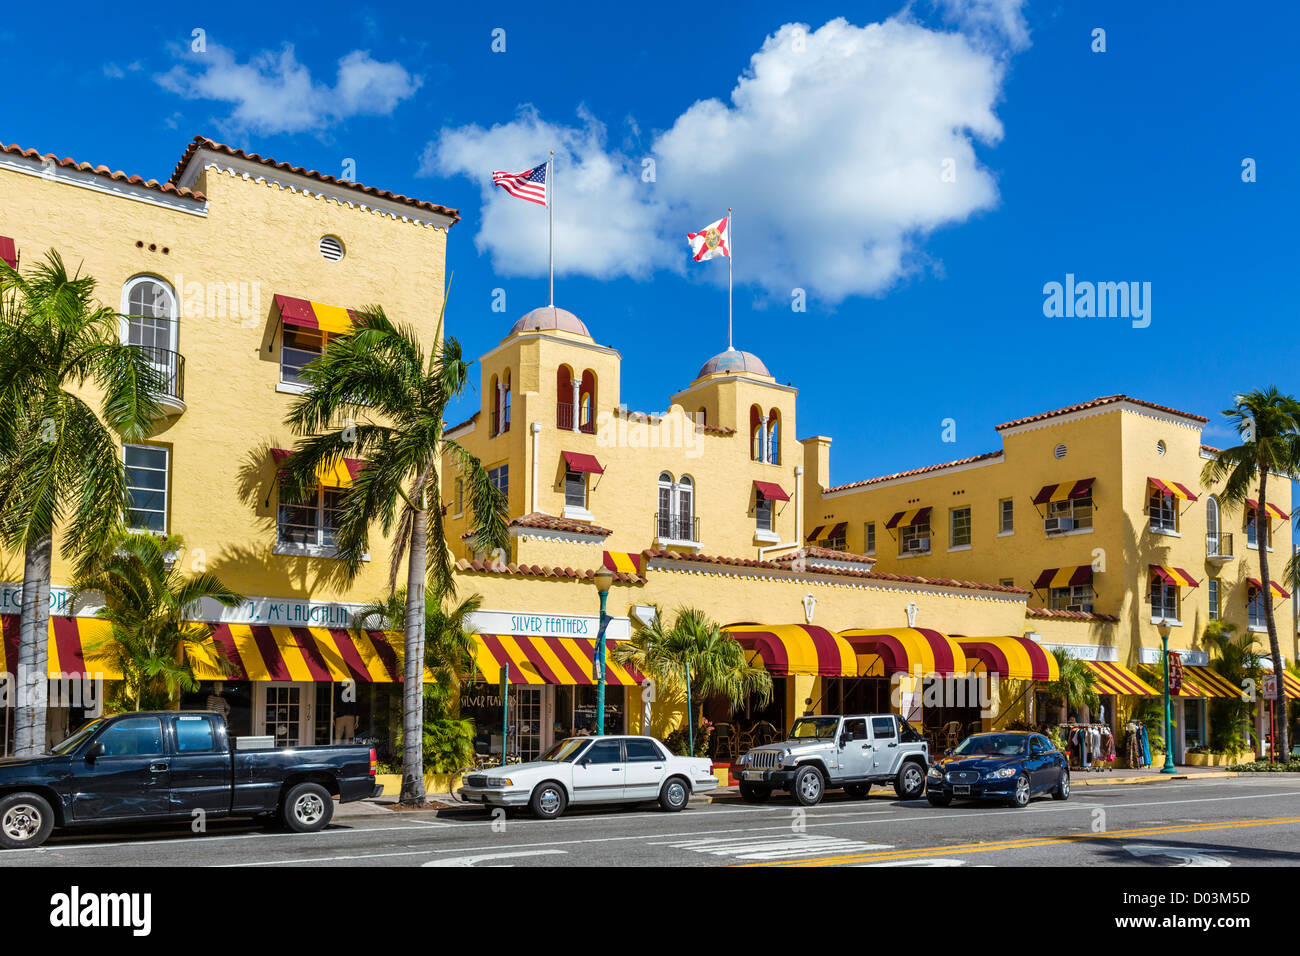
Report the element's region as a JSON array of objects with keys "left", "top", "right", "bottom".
[
  {"left": 805, "top": 525, "right": 825, "bottom": 543},
  {"left": 1248, "top": 578, "right": 1291, "bottom": 600},
  {"left": 271, "top": 448, "right": 364, "bottom": 489},
  {"left": 727, "top": 624, "right": 856, "bottom": 677},
  {"left": 1148, "top": 476, "right": 1198, "bottom": 501},
  {"left": 1032, "top": 477, "right": 1095, "bottom": 505},
  {"left": 839, "top": 628, "right": 969, "bottom": 678},
  {"left": 1150, "top": 565, "right": 1199, "bottom": 588},
  {"left": 0, "top": 236, "right": 17, "bottom": 270},
  {"left": 0, "top": 616, "right": 407, "bottom": 682},
  {"left": 1163, "top": 665, "right": 1241, "bottom": 699},
  {"left": 603, "top": 551, "right": 645, "bottom": 576},
  {"left": 885, "top": 507, "right": 931, "bottom": 530},
  {"left": 1246, "top": 499, "right": 1290, "bottom": 521},
  {"left": 1281, "top": 671, "right": 1300, "bottom": 701},
  {"left": 1033, "top": 565, "right": 1093, "bottom": 590},
  {"left": 274, "top": 294, "right": 357, "bottom": 336},
  {"left": 1084, "top": 660, "right": 1159, "bottom": 696},
  {"left": 472, "top": 634, "right": 643, "bottom": 686},
  {"left": 954, "top": 636, "right": 1060, "bottom": 682}
]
